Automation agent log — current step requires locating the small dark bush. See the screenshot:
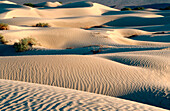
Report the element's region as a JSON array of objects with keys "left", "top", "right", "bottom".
[
  {"left": 133, "top": 7, "right": 145, "bottom": 10},
  {"left": 14, "top": 38, "right": 36, "bottom": 52},
  {"left": 121, "top": 8, "right": 132, "bottom": 11},
  {"left": 23, "top": 3, "right": 35, "bottom": 7},
  {"left": 33, "top": 23, "right": 50, "bottom": 27},
  {"left": 0, "top": 23, "right": 9, "bottom": 30}
]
